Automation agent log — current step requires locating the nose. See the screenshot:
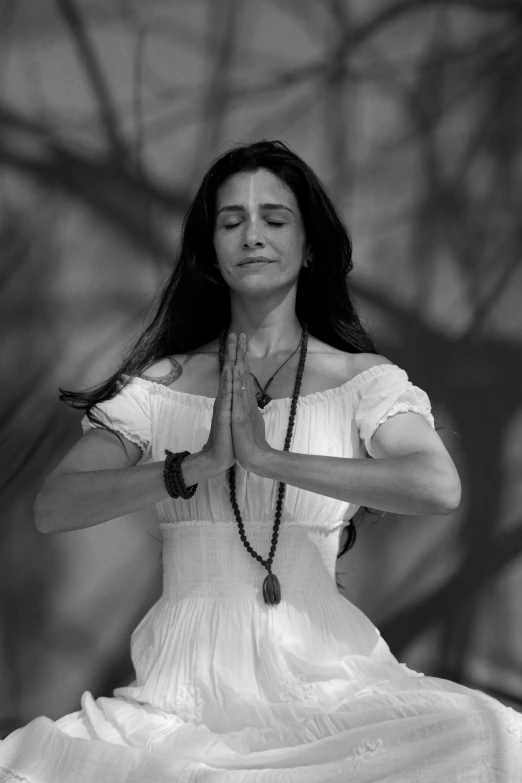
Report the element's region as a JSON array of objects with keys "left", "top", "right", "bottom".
[{"left": 242, "top": 218, "right": 264, "bottom": 248}]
